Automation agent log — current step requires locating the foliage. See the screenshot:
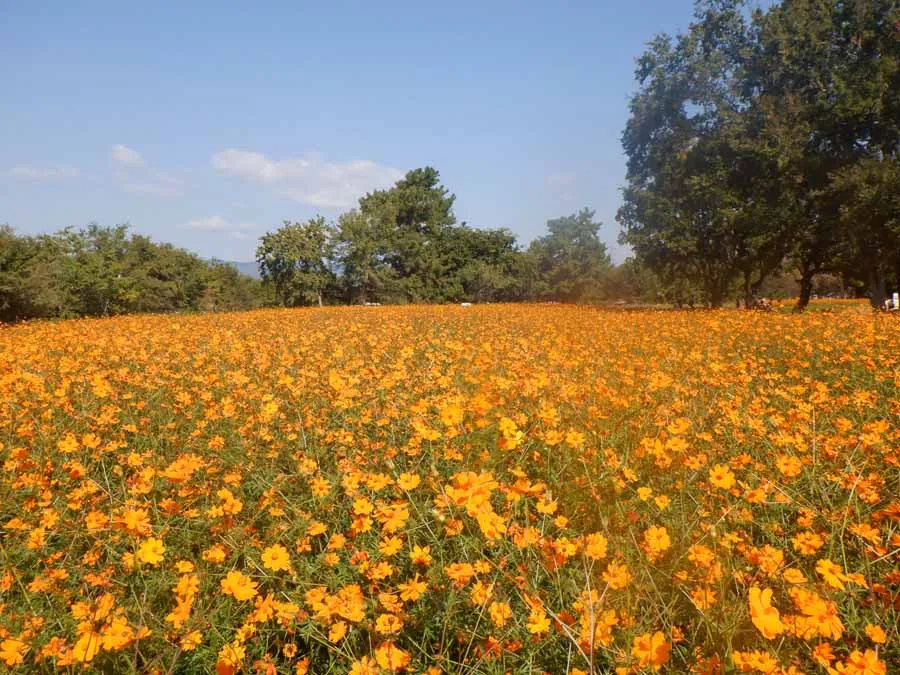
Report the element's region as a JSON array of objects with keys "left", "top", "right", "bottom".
[
  {"left": 619, "top": 0, "right": 900, "bottom": 309},
  {"left": 315, "top": 168, "right": 601, "bottom": 305},
  {"left": 528, "top": 209, "right": 612, "bottom": 302},
  {"left": 0, "top": 225, "right": 265, "bottom": 322},
  {"left": 257, "top": 218, "right": 335, "bottom": 307}
]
